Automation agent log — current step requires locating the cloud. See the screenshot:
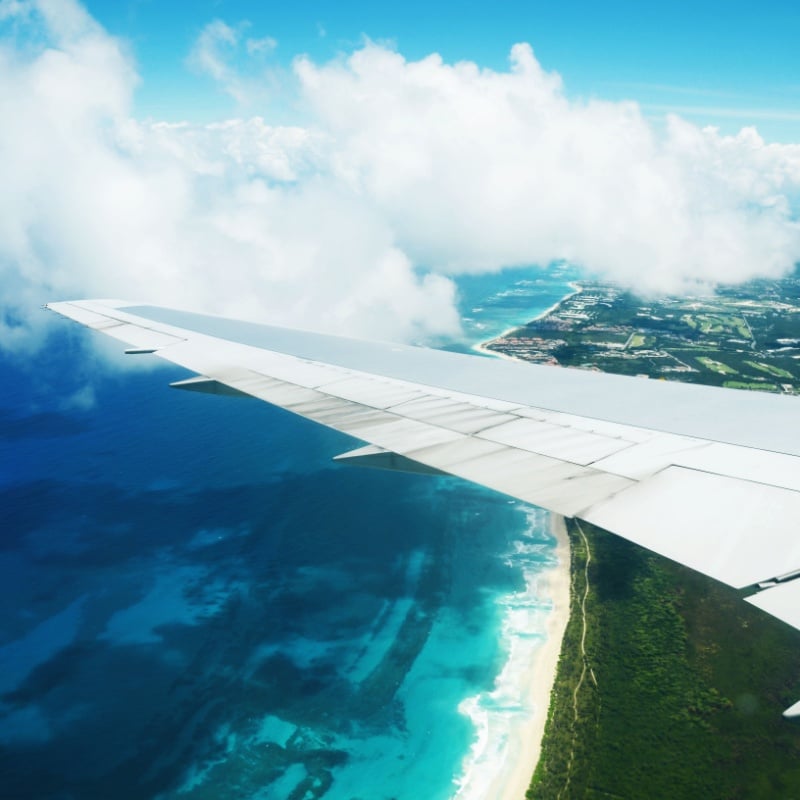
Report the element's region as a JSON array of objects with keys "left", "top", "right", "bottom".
[
  {"left": 0, "top": 0, "right": 32, "bottom": 22},
  {"left": 0, "top": 2, "right": 462, "bottom": 352},
  {"left": 187, "top": 19, "right": 247, "bottom": 102},
  {"left": 246, "top": 35, "right": 277, "bottom": 56},
  {"left": 2, "top": 1, "right": 800, "bottom": 356},
  {"left": 294, "top": 42, "right": 800, "bottom": 293},
  {"left": 187, "top": 19, "right": 280, "bottom": 106}
]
